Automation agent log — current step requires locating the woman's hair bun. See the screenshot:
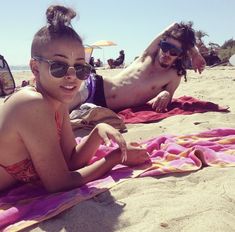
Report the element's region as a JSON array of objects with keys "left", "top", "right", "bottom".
[{"left": 46, "top": 5, "right": 76, "bottom": 30}]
